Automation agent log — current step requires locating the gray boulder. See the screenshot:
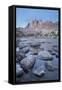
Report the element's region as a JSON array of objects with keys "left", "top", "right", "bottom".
[
  {"left": 16, "top": 63, "right": 23, "bottom": 77},
  {"left": 39, "top": 46, "right": 44, "bottom": 51},
  {"left": 20, "top": 47, "right": 29, "bottom": 54},
  {"left": 32, "top": 59, "right": 46, "bottom": 76},
  {"left": 30, "top": 47, "right": 38, "bottom": 55},
  {"left": 16, "top": 47, "right": 19, "bottom": 52},
  {"left": 30, "top": 42, "right": 40, "bottom": 47},
  {"left": 16, "top": 59, "right": 19, "bottom": 63},
  {"left": 19, "top": 43, "right": 28, "bottom": 49},
  {"left": 55, "top": 52, "right": 59, "bottom": 58},
  {"left": 45, "top": 60, "right": 58, "bottom": 71},
  {"left": 51, "top": 51, "right": 59, "bottom": 58},
  {"left": 38, "top": 51, "right": 53, "bottom": 60},
  {"left": 53, "top": 45, "right": 58, "bottom": 52},
  {"left": 25, "top": 51, "right": 33, "bottom": 56},
  {"left": 16, "top": 52, "right": 25, "bottom": 61},
  {"left": 16, "top": 40, "right": 20, "bottom": 47},
  {"left": 20, "top": 55, "right": 36, "bottom": 71},
  {"left": 40, "top": 43, "right": 52, "bottom": 52}
]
